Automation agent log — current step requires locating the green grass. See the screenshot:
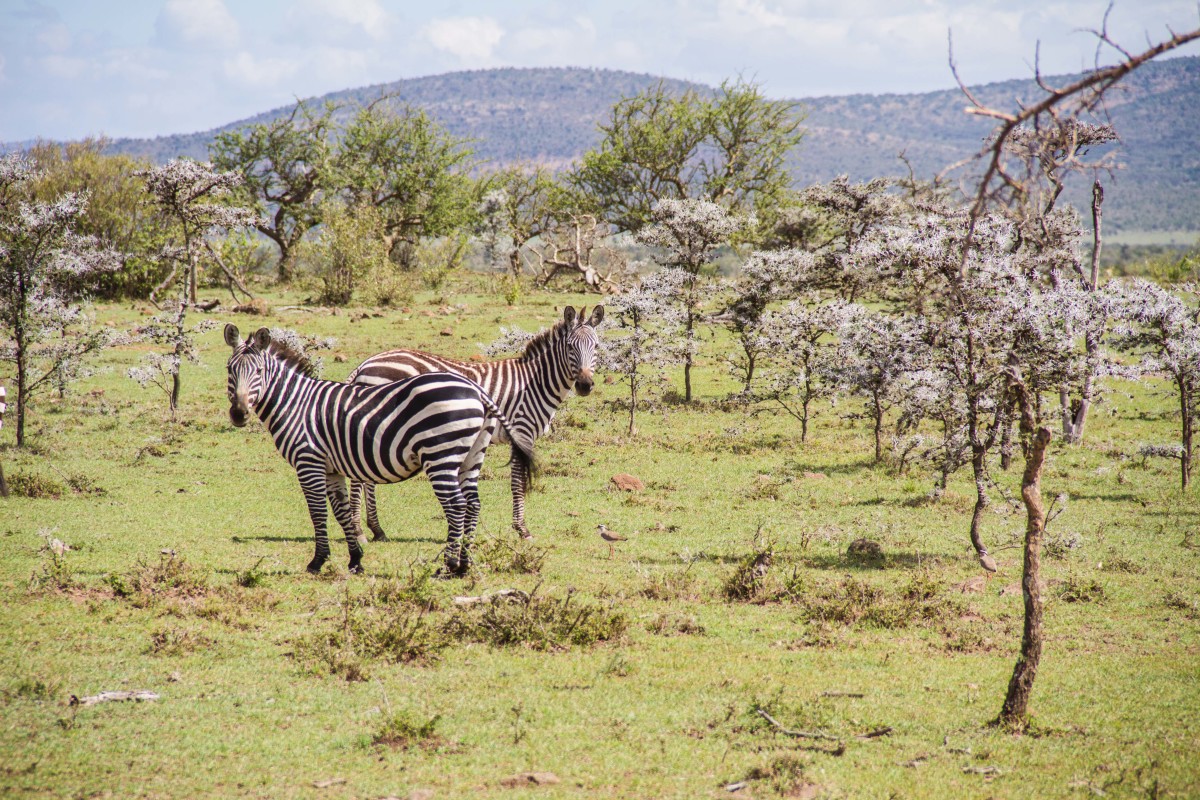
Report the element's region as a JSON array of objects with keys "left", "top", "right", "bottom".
[{"left": 1, "top": 278, "right": 1199, "bottom": 798}]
